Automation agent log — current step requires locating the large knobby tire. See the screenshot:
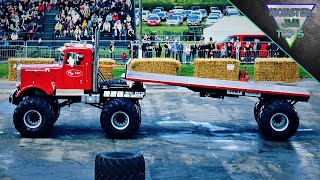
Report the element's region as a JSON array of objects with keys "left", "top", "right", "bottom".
[
  {"left": 13, "top": 97, "right": 55, "bottom": 137},
  {"left": 254, "top": 99, "right": 267, "bottom": 121},
  {"left": 100, "top": 98, "right": 140, "bottom": 139},
  {"left": 133, "top": 101, "right": 142, "bottom": 131},
  {"left": 257, "top": 100, "right": 299, "bottom": 141},
  {"left": 95, "top": 152, "right": 145, "bottom": 180}
]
